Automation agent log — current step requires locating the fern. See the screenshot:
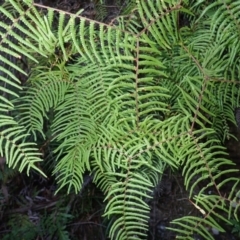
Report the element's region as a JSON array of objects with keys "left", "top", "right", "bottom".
[
  {"left": 0, "top": 0, "right": 239, "bottom": 239},
  {"left": 2, "top": 210, "right": 72, "bottom": 240}
]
